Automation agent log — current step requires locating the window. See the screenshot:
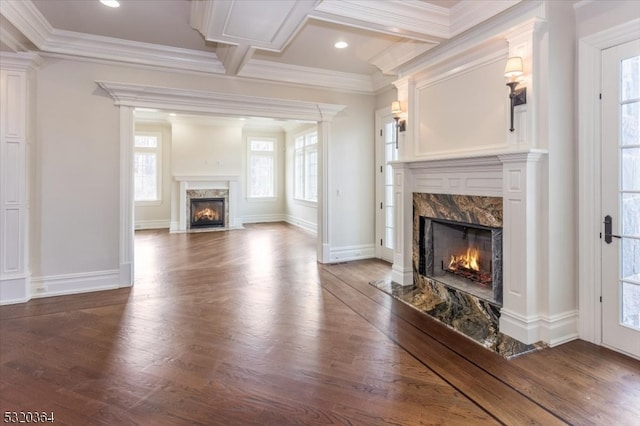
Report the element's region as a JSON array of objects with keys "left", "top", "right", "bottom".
[
  {"left": 294, "top": 131, "right": 317, "bottom": 202},
  {"left": 248, "top": 138, "right": 276, "bottom": 198},
  {"left": 134, "top": 132, "right": 162, "bottom": 204}
]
